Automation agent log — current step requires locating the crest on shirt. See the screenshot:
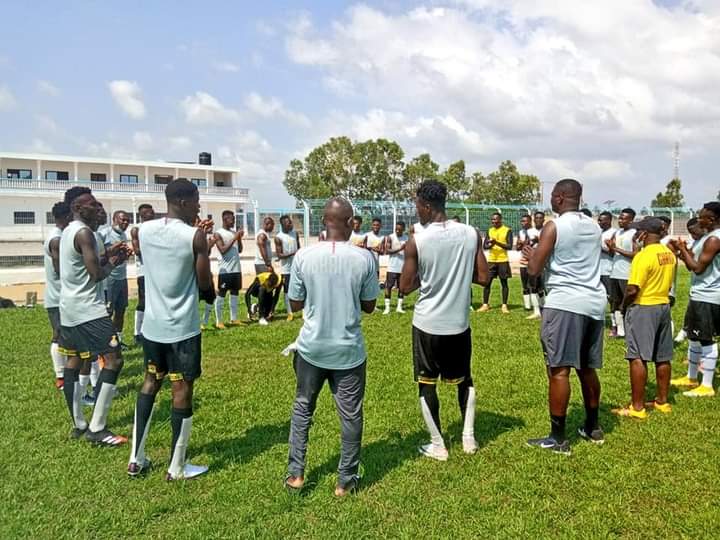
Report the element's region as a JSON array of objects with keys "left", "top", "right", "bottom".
[{"left": 109, "top": 335, "right": 119, "bottom": 348}]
